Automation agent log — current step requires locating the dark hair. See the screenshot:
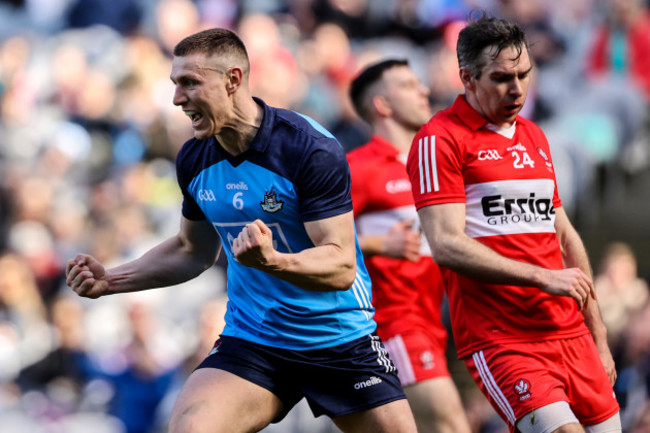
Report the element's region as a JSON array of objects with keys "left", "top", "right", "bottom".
[
  {"left": 349, "top": 59, "right": 409, "bottom": 122},
  {"left": 457, "top": 13, "right": 528, "bottom": 79},
  {"left": 173, "top": 28, "right": 250, "bottom": 71}
]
